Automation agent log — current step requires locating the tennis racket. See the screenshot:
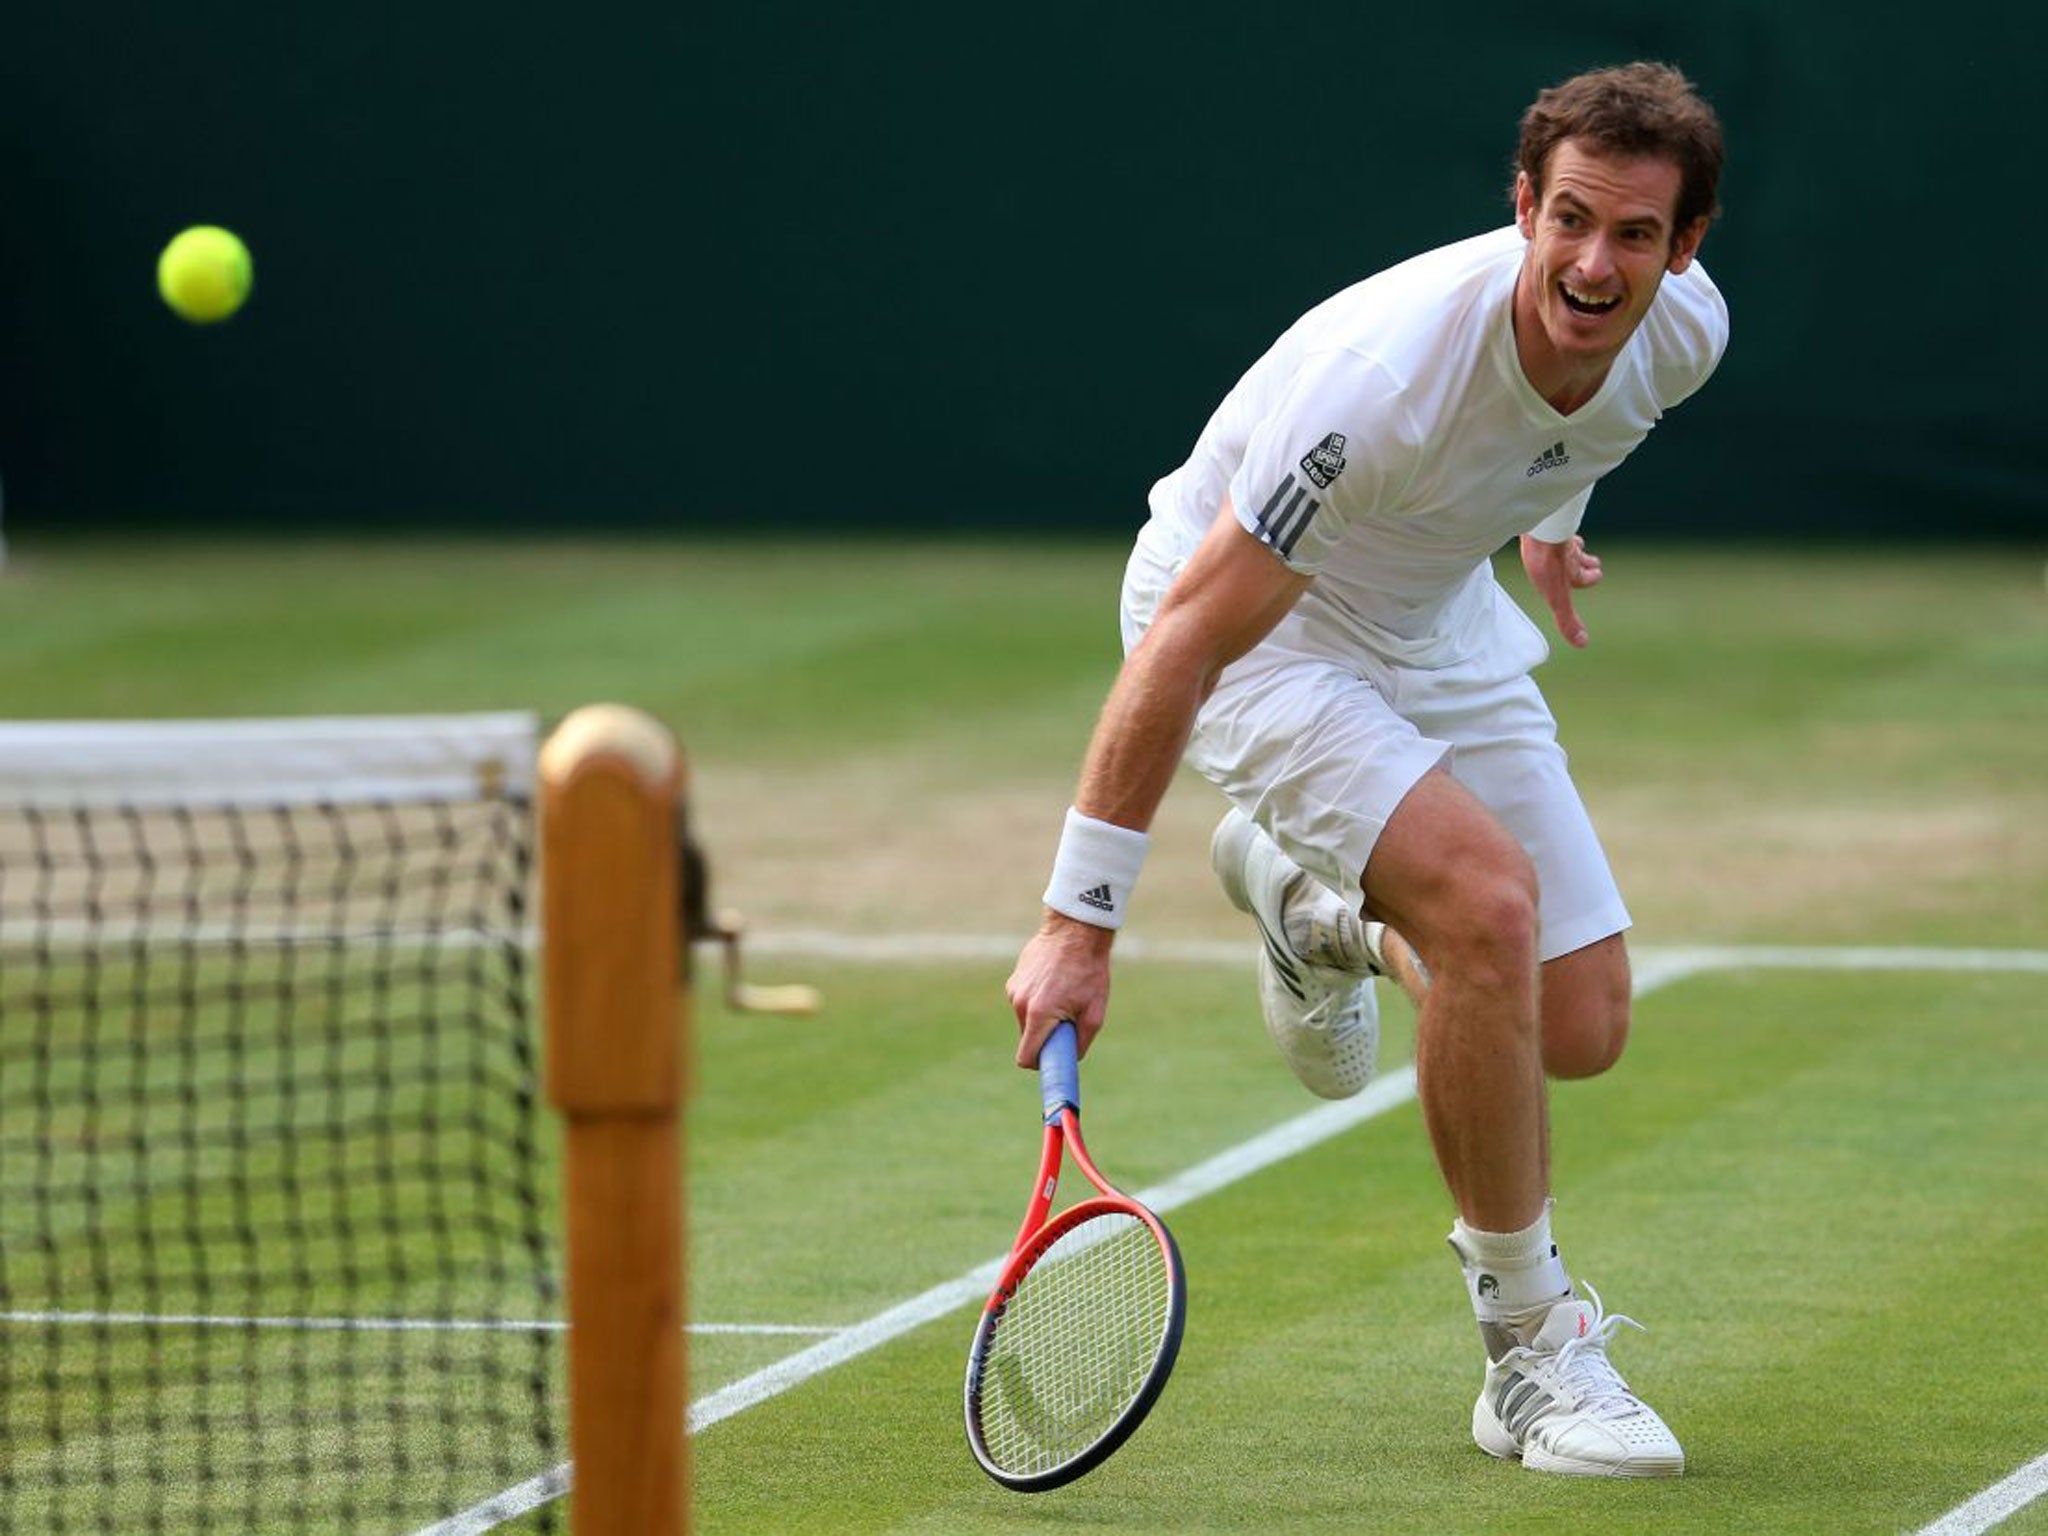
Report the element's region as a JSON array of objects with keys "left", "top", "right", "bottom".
[{"left": 964, "top": 1020, "right": 1186, "bottom": 1491}]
